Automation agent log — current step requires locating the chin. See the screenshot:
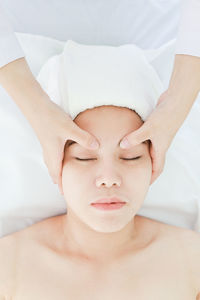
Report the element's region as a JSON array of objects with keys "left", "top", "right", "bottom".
[{"left": 87, "top": 220, "right": 130, "bottom": 233}]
